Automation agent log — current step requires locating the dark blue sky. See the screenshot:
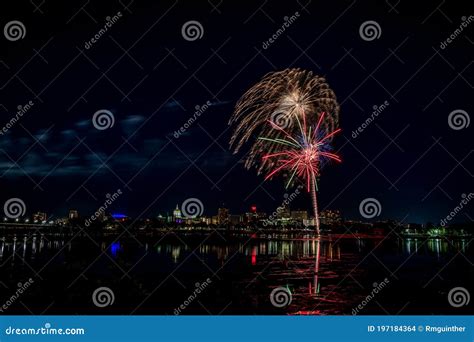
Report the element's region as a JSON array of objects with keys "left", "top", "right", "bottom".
[{"left": 0, "top": 0, "right": 472, "bottom": 224}]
